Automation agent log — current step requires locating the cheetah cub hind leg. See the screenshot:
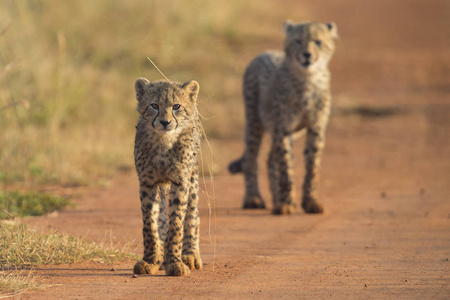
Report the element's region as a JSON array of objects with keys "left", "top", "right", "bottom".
[{"left": 228, "top": 158, "right": 266, "bottom": 209}]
